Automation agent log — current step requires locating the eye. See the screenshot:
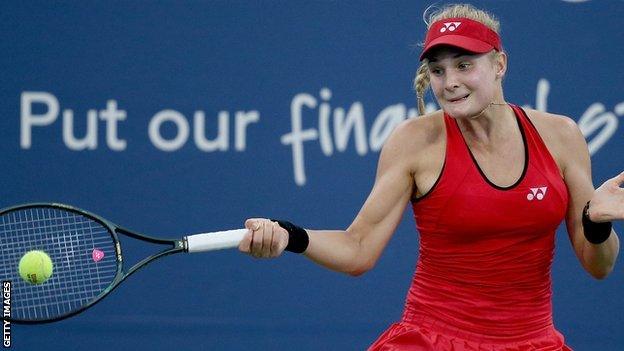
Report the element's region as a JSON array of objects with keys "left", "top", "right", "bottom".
[
  {"left": 429, "top": 67, "right": 443, "bottom": 76},
  {"left": 457, "top": 62, "right": 471, "bottom": 70}
]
